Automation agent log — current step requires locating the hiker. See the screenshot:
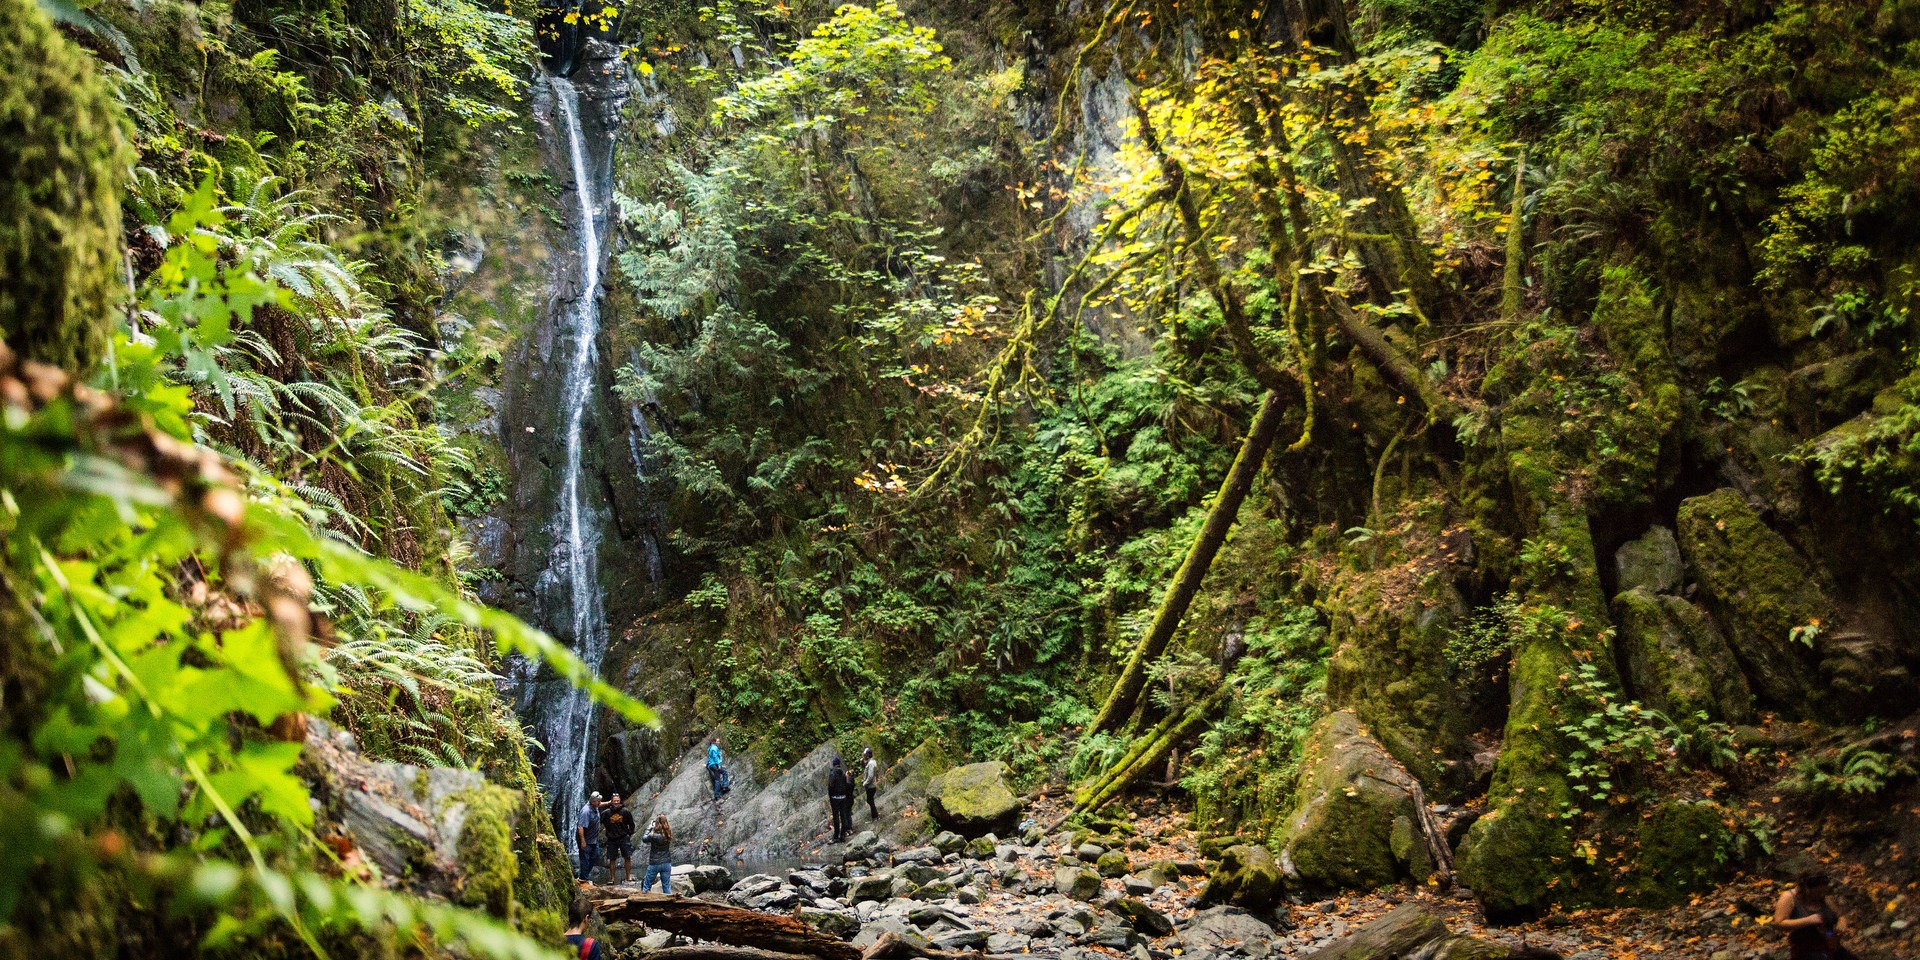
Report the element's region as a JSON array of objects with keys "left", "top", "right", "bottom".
[
  {"left": 706, "top": 736, "right": 728, "bottom": 802},
  {"left": 640, "top": 815, "right": 674, "bottom": 894},
  {"left": 602, "top": 793, "right": 636, "bottom": 884},
  {"left": 575, "top": 791, "right": 604, "bottom": 881},
  {"left": 827, "top": 756, "right": 854, "bottom": 842},
  {"left": 861, "top": 747, "right": 879, "bottom": 820},
  {"left": 1776, "top": 871, "right": 1856, "bottom": 960},
  {"left": 565, "top": 895, "right": 604, "bottom": 960}
]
